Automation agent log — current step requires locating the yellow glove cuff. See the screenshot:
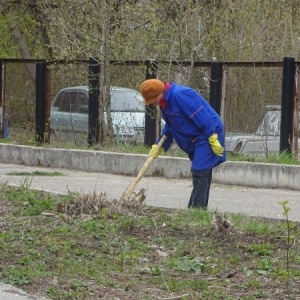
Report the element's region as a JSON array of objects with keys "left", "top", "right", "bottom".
[
  {"left": 149, "top": 144, "right": 164, "bottom": 158},
  {"left": 208, "top": 133, "right": 218, "bottom": 143}
]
